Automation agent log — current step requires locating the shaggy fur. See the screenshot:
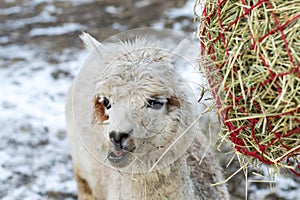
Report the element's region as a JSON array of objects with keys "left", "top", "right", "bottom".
[{"left": 66, "top": 33, "right": 229, "bottom": 200}]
